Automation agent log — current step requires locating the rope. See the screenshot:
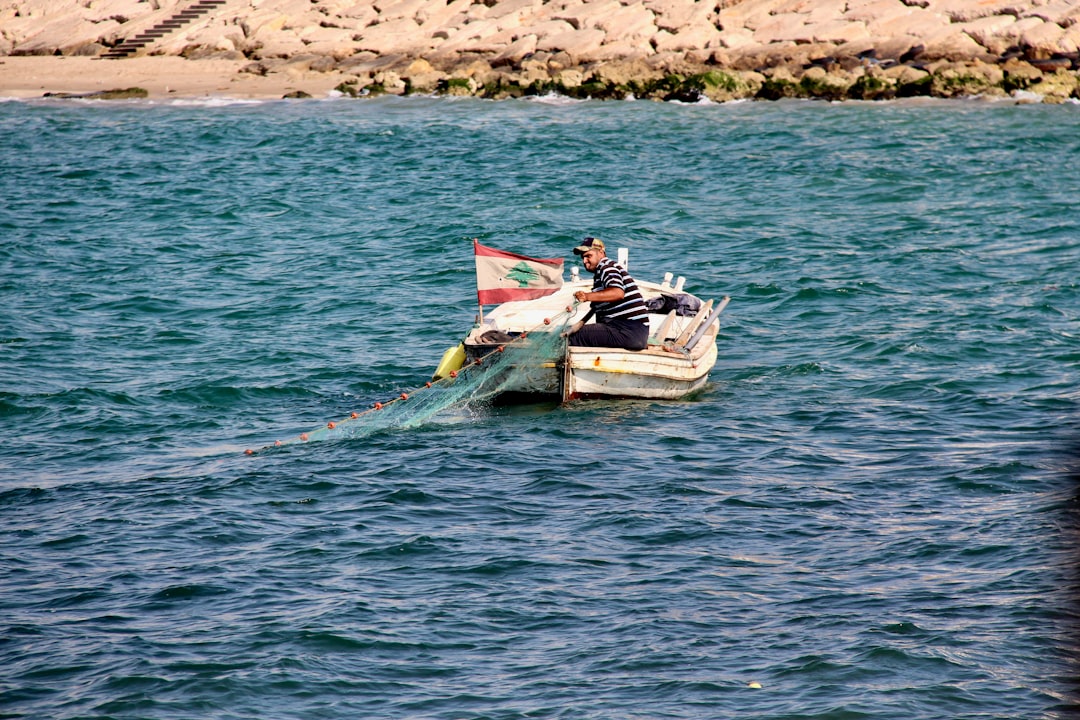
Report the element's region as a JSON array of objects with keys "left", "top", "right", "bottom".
[{"left": 244, "top": 303, "right": 579, "bottom": 455}]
